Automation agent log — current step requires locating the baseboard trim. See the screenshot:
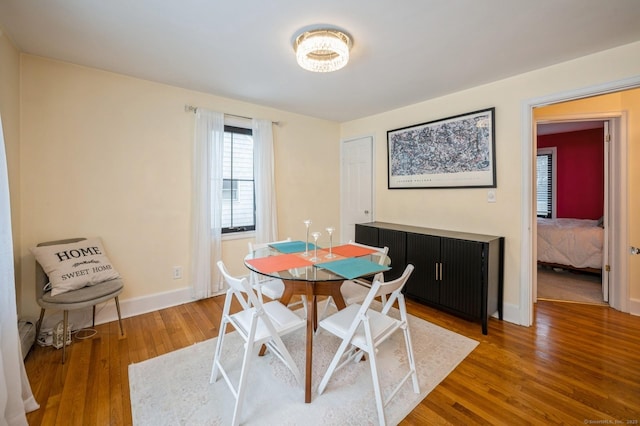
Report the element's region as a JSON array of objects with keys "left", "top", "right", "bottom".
[
  {"left": 94, "top": 286, "right": 195, "bottom": 326},
  {"left": 91, "top": 292, "right": 640, "bottom": 331},
  {"left": 628, "top": 297, "right": 640, "bottom": 316}
]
